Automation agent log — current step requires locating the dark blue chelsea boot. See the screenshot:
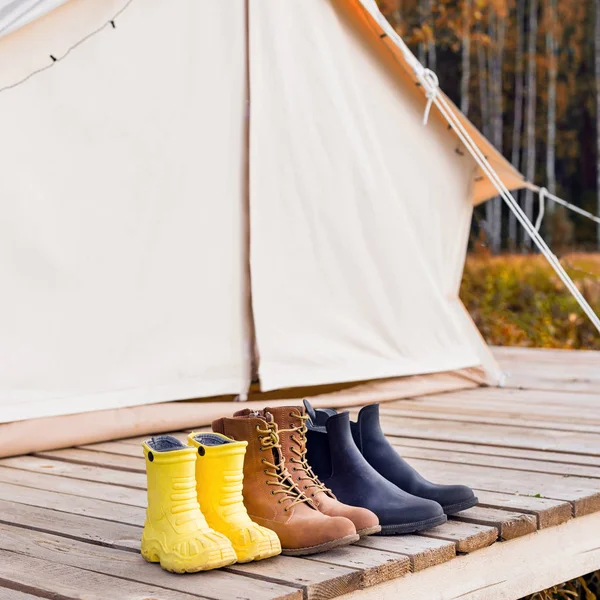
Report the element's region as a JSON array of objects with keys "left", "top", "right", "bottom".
[
  {"left": 305, "top": 400, "right": 478, "bottom": 515},
  {"left": 305, "top": 409, "right": 447, "bottom": 534}
]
